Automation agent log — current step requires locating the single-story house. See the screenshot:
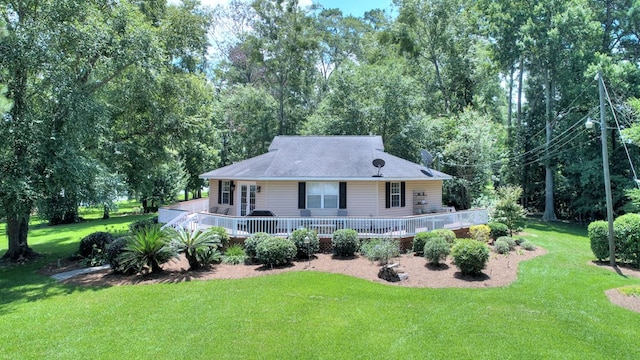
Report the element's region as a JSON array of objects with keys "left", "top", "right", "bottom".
[
  {"left": 160, "top": 136, "right": 487, "bottom": 238},
  {"left": 200, "top": 135, "right": 451, "bottom": 218}
]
